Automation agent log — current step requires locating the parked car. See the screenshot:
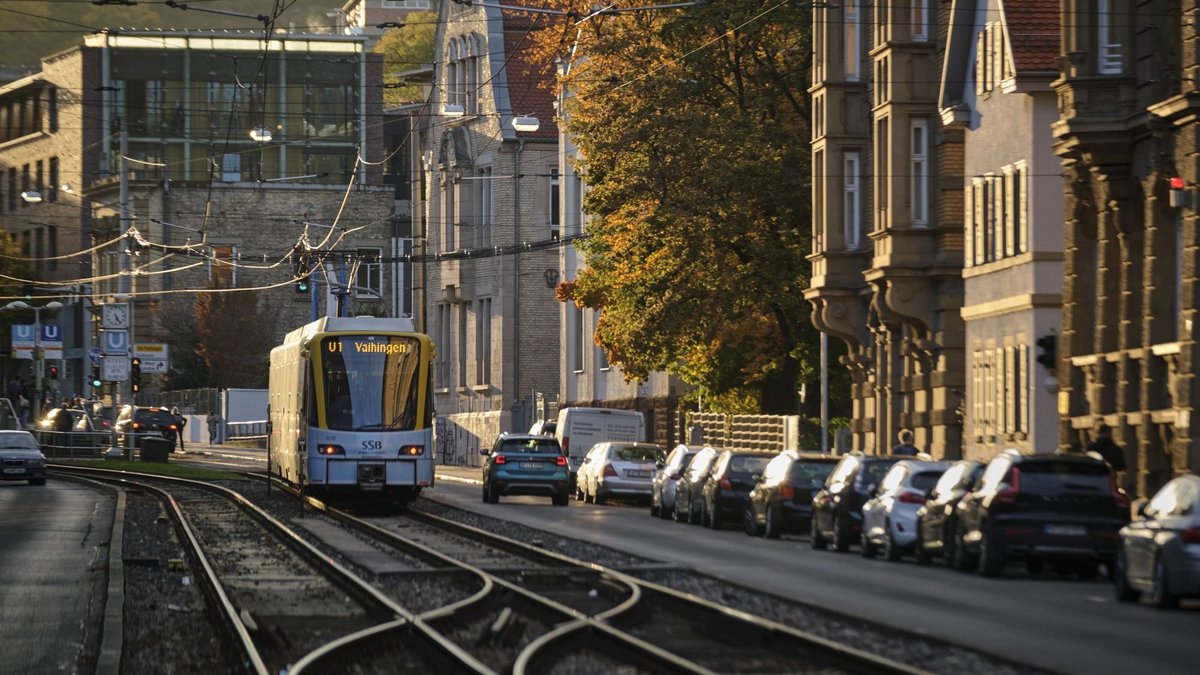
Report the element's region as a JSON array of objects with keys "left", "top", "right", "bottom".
[
  {"left": 114, "top": 406, "right": 179, "bottom": 449},
  {"left": 744, "top": 452, "right": 839, "bottom": 538},
  {"left": 554, "top": 407, "right": 645, "bottom": 483},
  {"left": 955, "top": 449, "right": 1130, "bottom": 577},
  {"left": 914, "top": 459, "right": 986, "bottom": 567},
  {"left": 700, "top": 450, "right": 777, "bottom": 529},
  {"left": 674, "top": 446, "right": 721, "bottom": 524},
  {"left": 35, "top": 408, "right": 91, "bottom": 454},
  {"left": 0, "top": 430, "right": 46, "bottom": 485},
  {"left": 651, "top": 444, "right": 702, "bottom": 518},
  {"left": 480, "top": 433, "right": 570, "bottom": 505},
  {"left": 811, "top": 453, "right": 912, "bottom": 552},
  {"left": 1113, "top": 474, "right": 1200, "bottom": 608},
  {"left": 577, "top": 441, "right": 661, "bottom": 504},
  {"left": 88, "top": 403, "right": 117, "bottom": 434},
  {"left": 861, "top": 460, "right": 950, "bottom": 561}
]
